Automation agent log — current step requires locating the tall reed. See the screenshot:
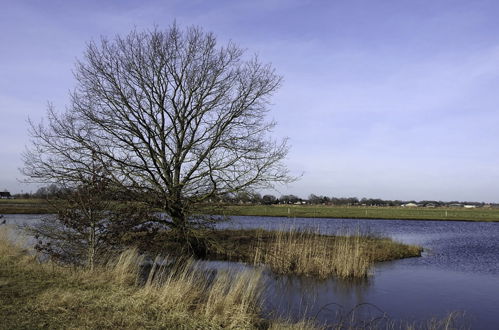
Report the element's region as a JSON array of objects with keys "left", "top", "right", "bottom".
[{"left": 252, "top": 229, "right": 373, "bottom": 279}]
